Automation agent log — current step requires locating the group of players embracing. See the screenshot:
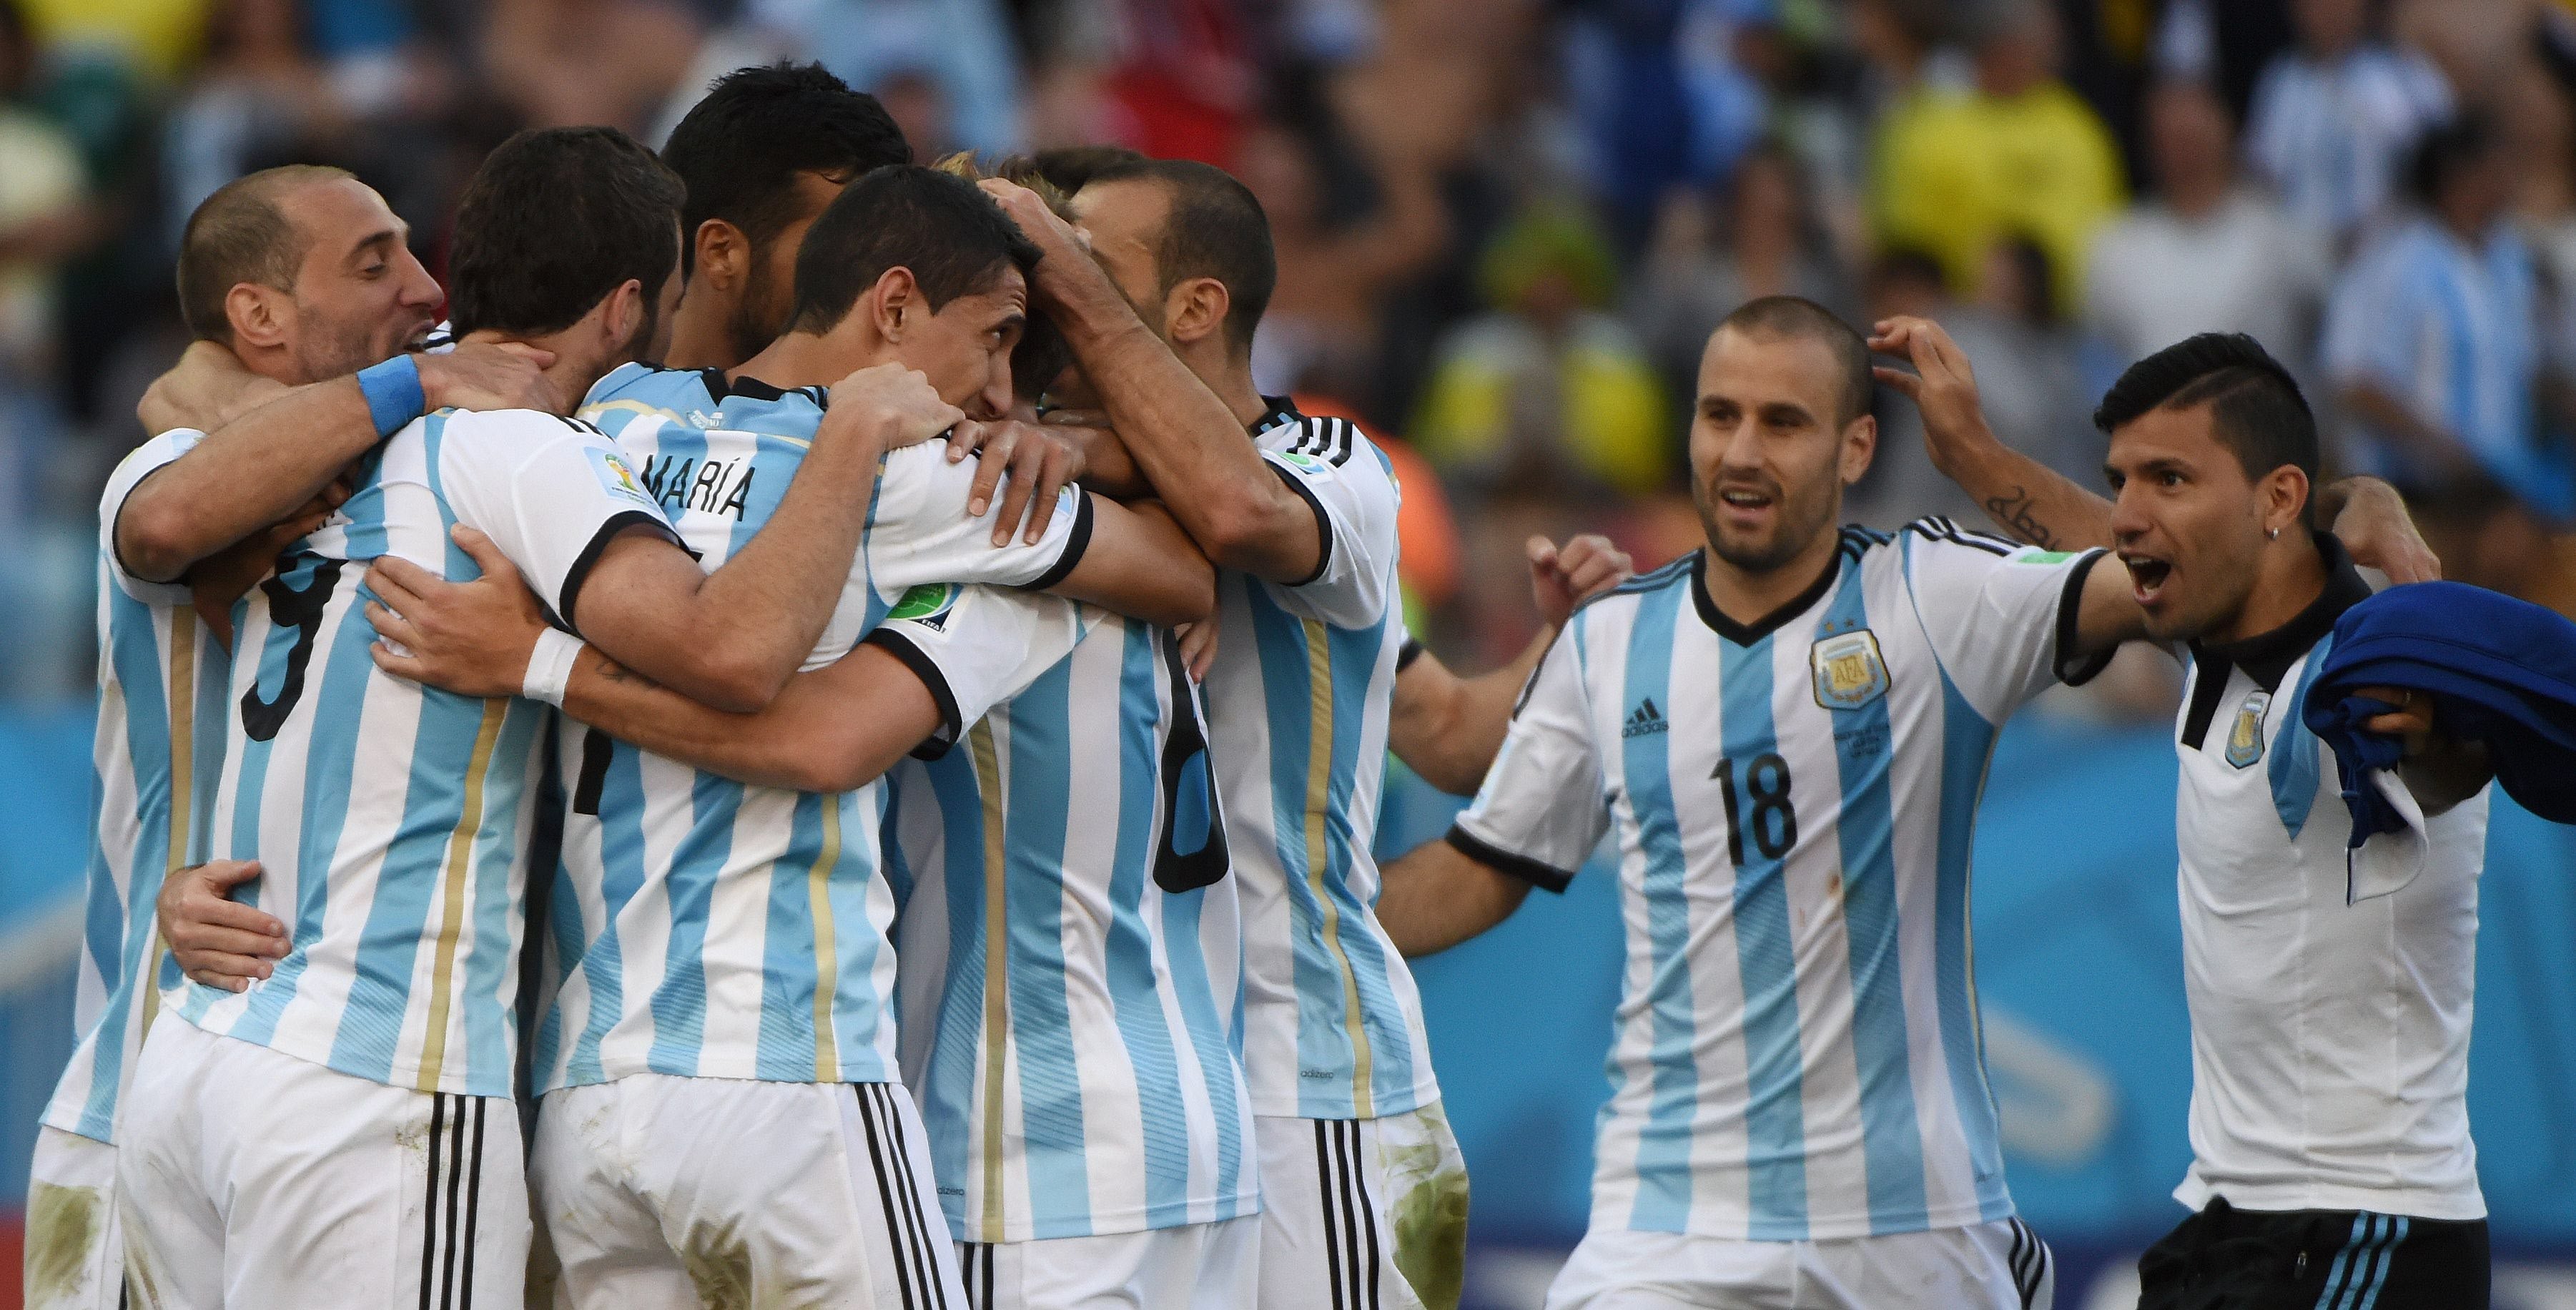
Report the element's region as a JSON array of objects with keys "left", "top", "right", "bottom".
[{"left": 27, "top": 54, "right": 2505, "bottom": 1310}]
